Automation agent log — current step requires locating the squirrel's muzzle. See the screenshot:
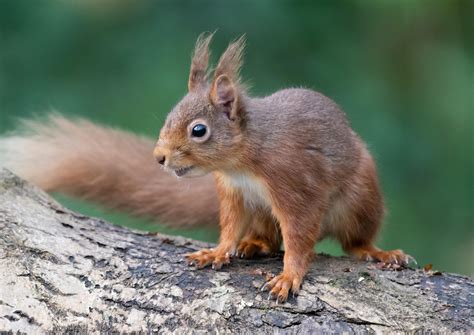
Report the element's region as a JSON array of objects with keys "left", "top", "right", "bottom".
[
  {"left": 156, "top": 155, "right": 166, "bottom": 165},
  {"left": 153, "top": 145, "right": 167, "bottom": 166}
]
